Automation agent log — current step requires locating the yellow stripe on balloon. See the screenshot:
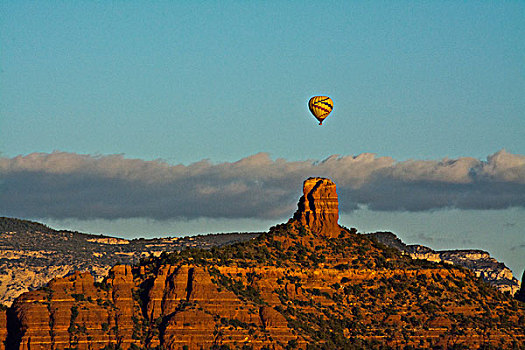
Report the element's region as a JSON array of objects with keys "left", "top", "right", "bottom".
[{"left": 308, "top": 96, "right": 333, "bottom": 124}]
